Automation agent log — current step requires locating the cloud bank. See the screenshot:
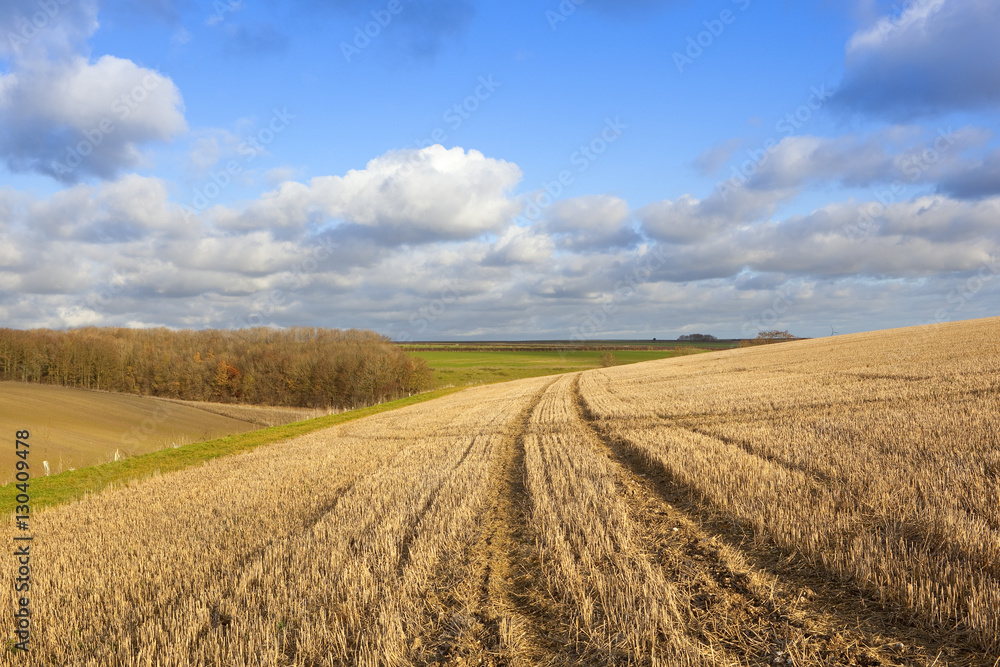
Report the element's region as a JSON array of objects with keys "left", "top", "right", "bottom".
[{"left": 1, "top": 143, "right": 997, "bottom": 339}]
